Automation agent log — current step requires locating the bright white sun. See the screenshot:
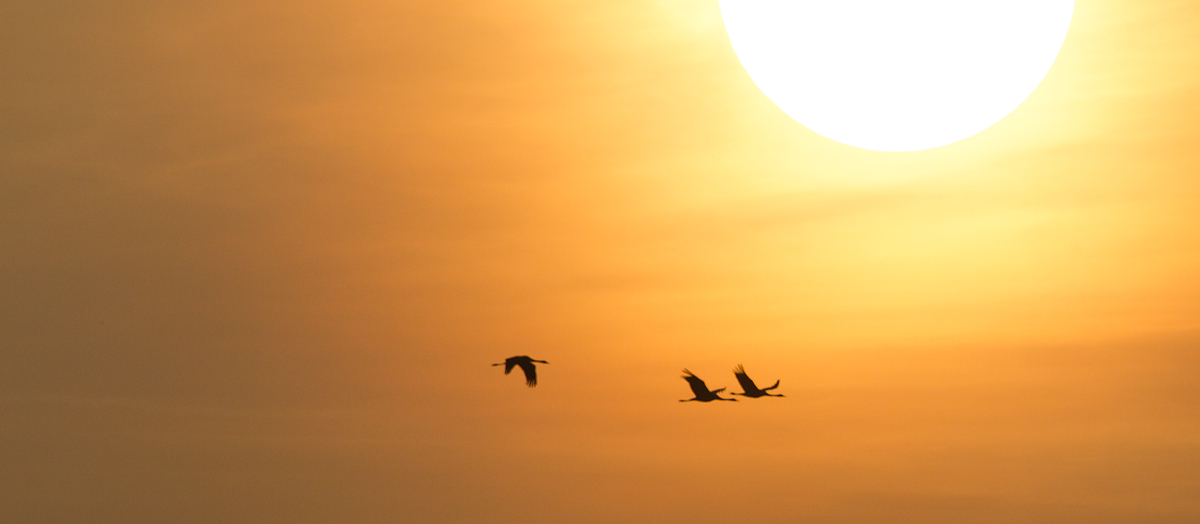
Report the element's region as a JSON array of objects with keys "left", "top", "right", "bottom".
[{"left": 719, "top": 1, "right": 1075, "bottom": 152}]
